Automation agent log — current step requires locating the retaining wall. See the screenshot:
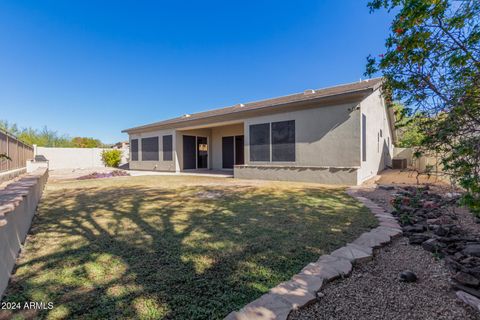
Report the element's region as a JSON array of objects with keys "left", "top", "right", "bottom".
[
  {"left": 0, "top": 168, "right": 26, "bottom": 184},
  {"left": 0, "top": 168, "right": 48, "bottom": 298}
]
